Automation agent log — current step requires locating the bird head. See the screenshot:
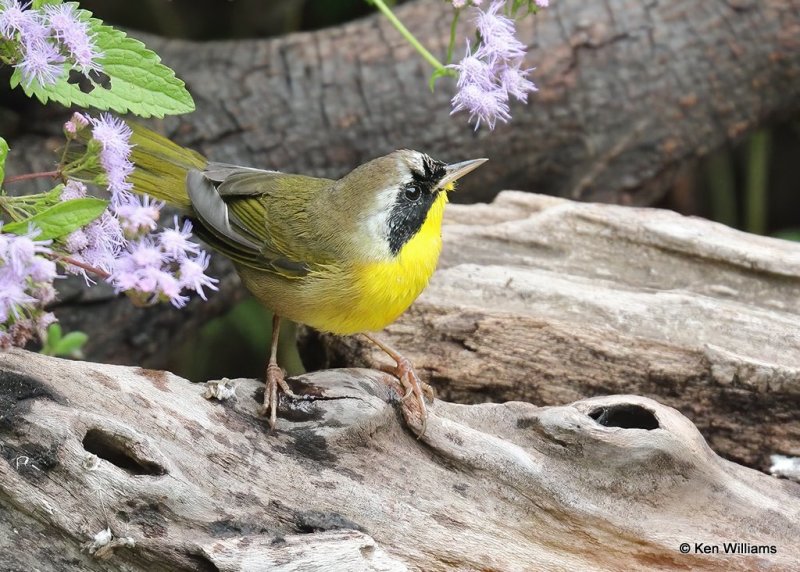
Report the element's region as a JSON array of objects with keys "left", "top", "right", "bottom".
[{"left": 336, "top": 150, "right": 486, "bottom": 258}]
